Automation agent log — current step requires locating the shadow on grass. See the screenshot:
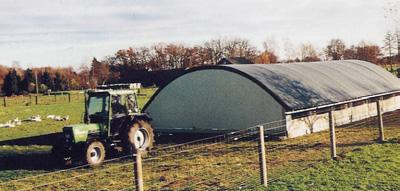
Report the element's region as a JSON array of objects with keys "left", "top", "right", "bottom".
[
  {"left": 0, "top": 133, "right": 237, "bottom": 172},
  {"left": 0, "top": 133, "right": 62, "bottom": 146},
  {"left": 0, "top": 153, "right": 59, "bottom": 171}
]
